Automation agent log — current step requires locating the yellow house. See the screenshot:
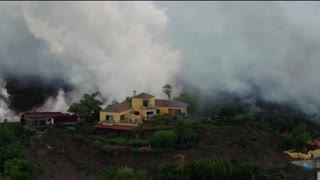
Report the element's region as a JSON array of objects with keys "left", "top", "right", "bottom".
[{"left": 96, "top": 91, "right": 188, "bottom": 129}]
